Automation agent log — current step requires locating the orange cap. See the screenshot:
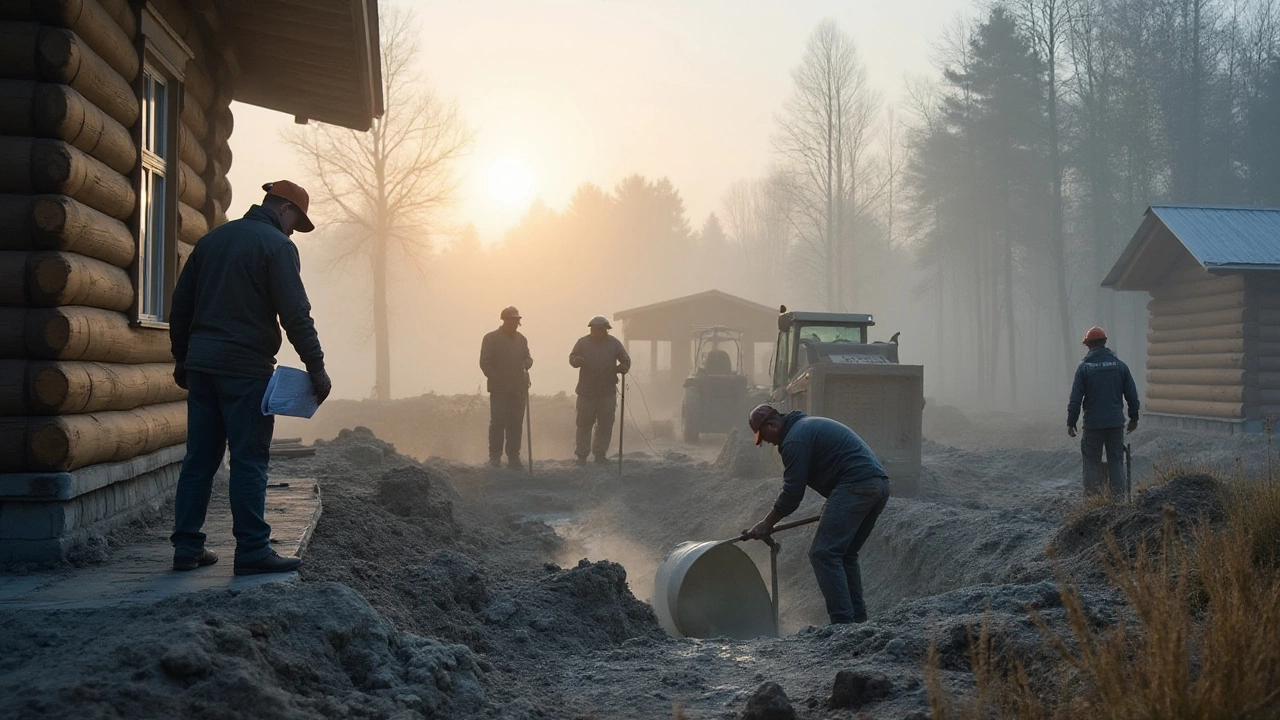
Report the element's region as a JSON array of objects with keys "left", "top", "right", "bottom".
[
  {"left": 263, "top": 180, "right": 315, "bottom": 233},
  {"left": 1083, "top": 326, "right": 1107, "bottom": 344}
]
